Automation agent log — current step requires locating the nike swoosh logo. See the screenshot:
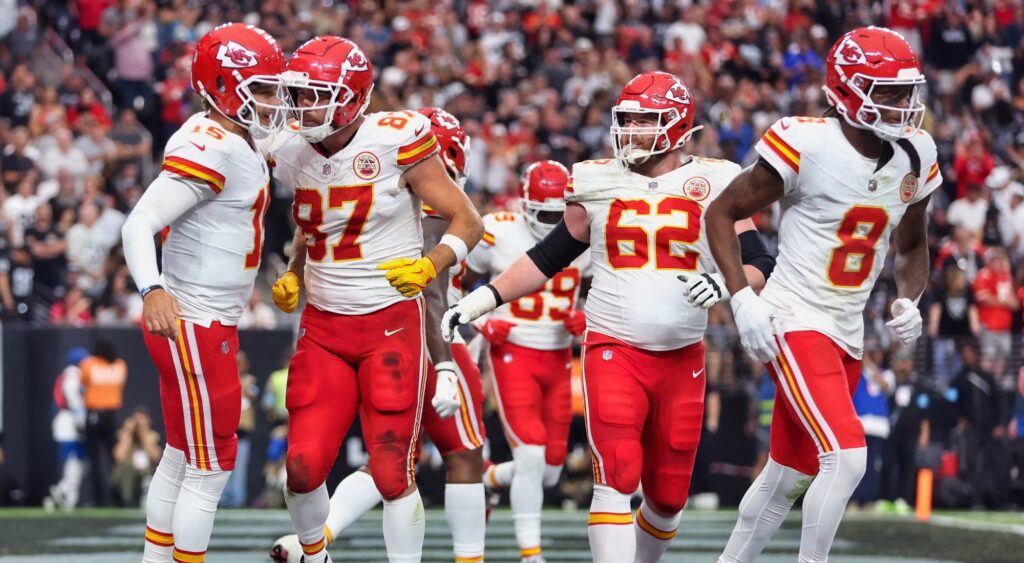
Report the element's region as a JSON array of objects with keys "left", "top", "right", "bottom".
[
  {"left": 414, "top": 125, "right": 425, "bottom": 136},
  {"left": 190, "top": 141, "right": 206, "bottom": 151},
  {"left": 384, "top": 328, "right": 404, "bottom": 337},
  {"left": 692, "top": 368, "right": 705, "bottom": 378}
]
